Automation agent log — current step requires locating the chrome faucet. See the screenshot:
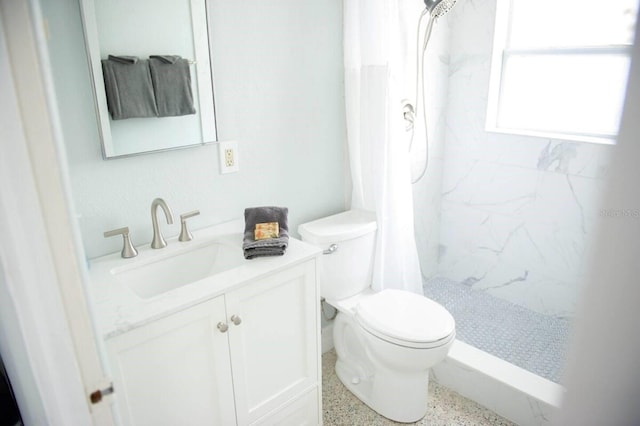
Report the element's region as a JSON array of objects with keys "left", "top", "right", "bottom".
[{"left": 151, "top": 198, "right": 174, "bottom": 249}]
